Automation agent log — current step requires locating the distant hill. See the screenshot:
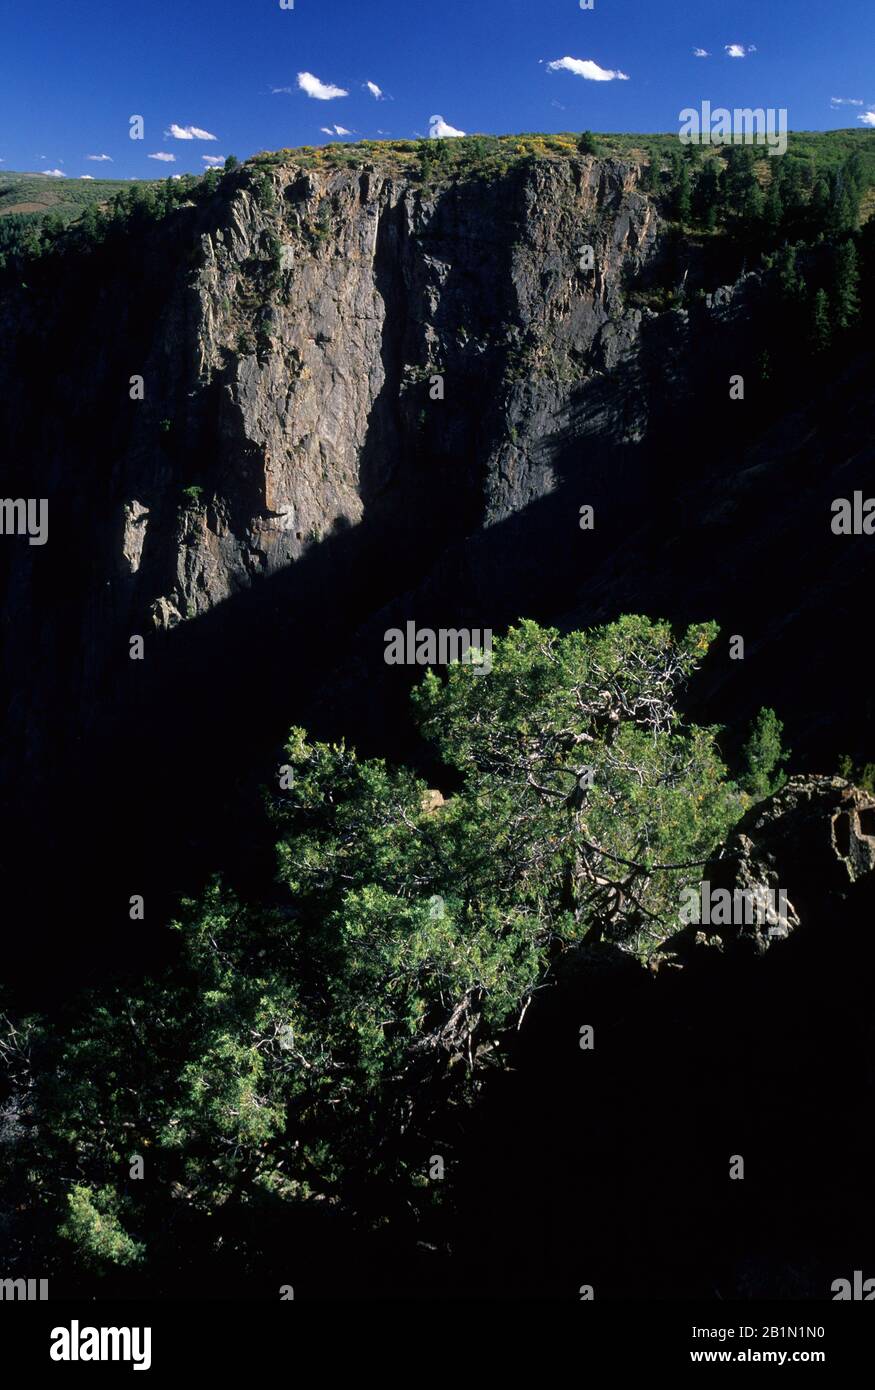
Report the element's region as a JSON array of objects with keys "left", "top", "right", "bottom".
[{"left": 0, "top": 169, "right": 146, "bottom": 224}]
